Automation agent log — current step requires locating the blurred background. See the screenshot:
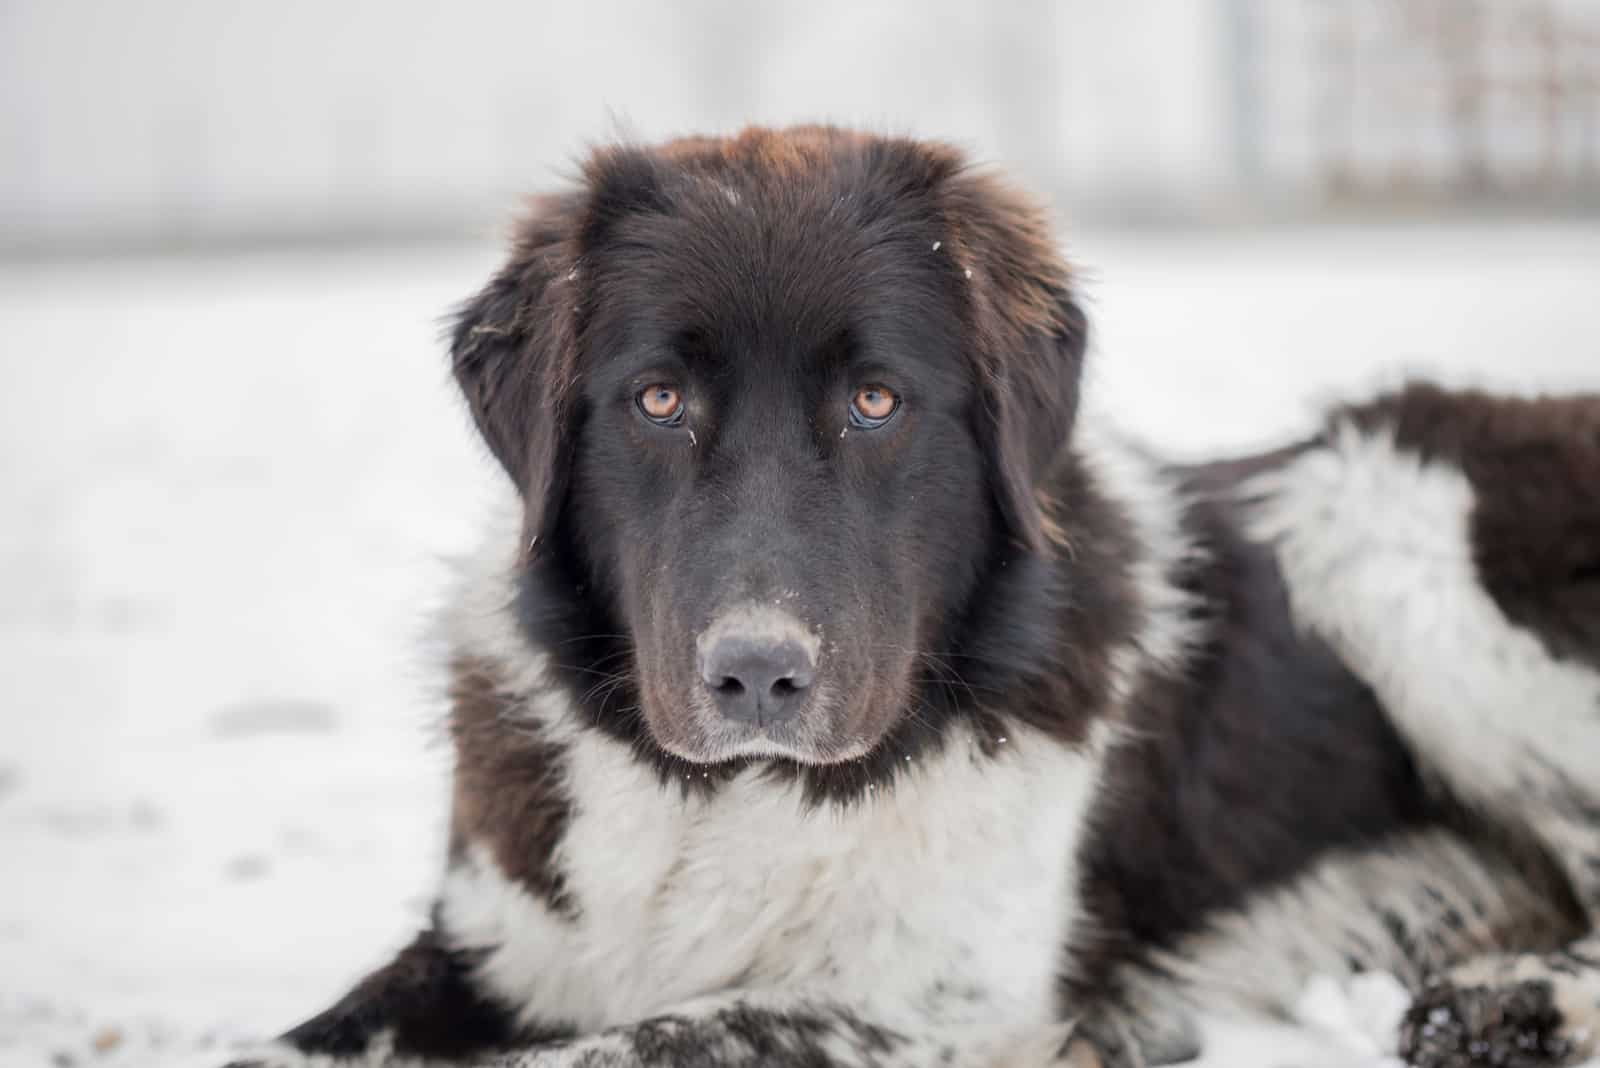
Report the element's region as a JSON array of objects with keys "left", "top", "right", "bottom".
[
  {"left": 6, "top": 0, "right": 1600, "bottom": 250},
  {"left": 2, "top": 3, "right": 1598, "bottom": 1067}
]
